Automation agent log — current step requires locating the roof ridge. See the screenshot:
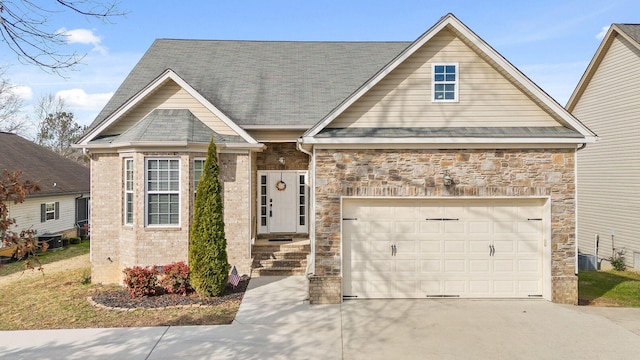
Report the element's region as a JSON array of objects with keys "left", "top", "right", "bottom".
[{"left": 152, "top": 38, "right": 412, "bottom": 44}]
